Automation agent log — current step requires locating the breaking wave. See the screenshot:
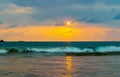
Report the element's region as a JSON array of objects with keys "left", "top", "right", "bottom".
[
  {"left": 0, "top": 49, "right": 8, "bottom": 54},
  {"left": 0, "top": 46, "right": 120, "bottom": 54}
]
